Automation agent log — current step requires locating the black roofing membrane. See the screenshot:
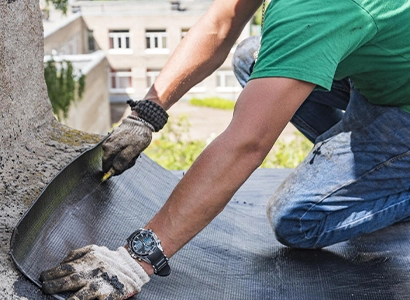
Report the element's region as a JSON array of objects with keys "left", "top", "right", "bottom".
[{"left": 10, "top": 142, "right": 410, "bottom": 299}]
